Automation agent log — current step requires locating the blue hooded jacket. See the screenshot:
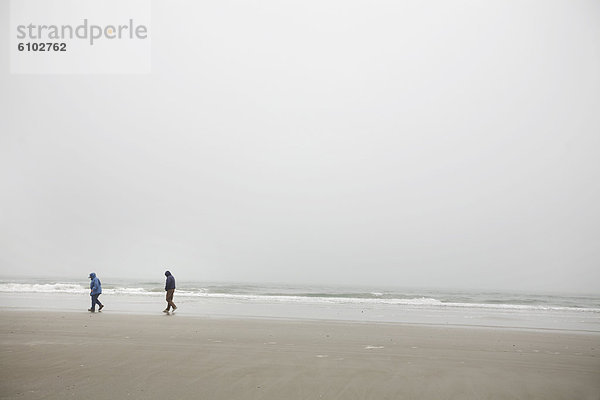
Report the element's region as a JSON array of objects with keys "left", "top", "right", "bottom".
[
  {"left": 89, "top": 273, "right": 102, "bottom": 295},
  {"left": 164, "top": 271, "right": 175, "bottom": 291}
]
